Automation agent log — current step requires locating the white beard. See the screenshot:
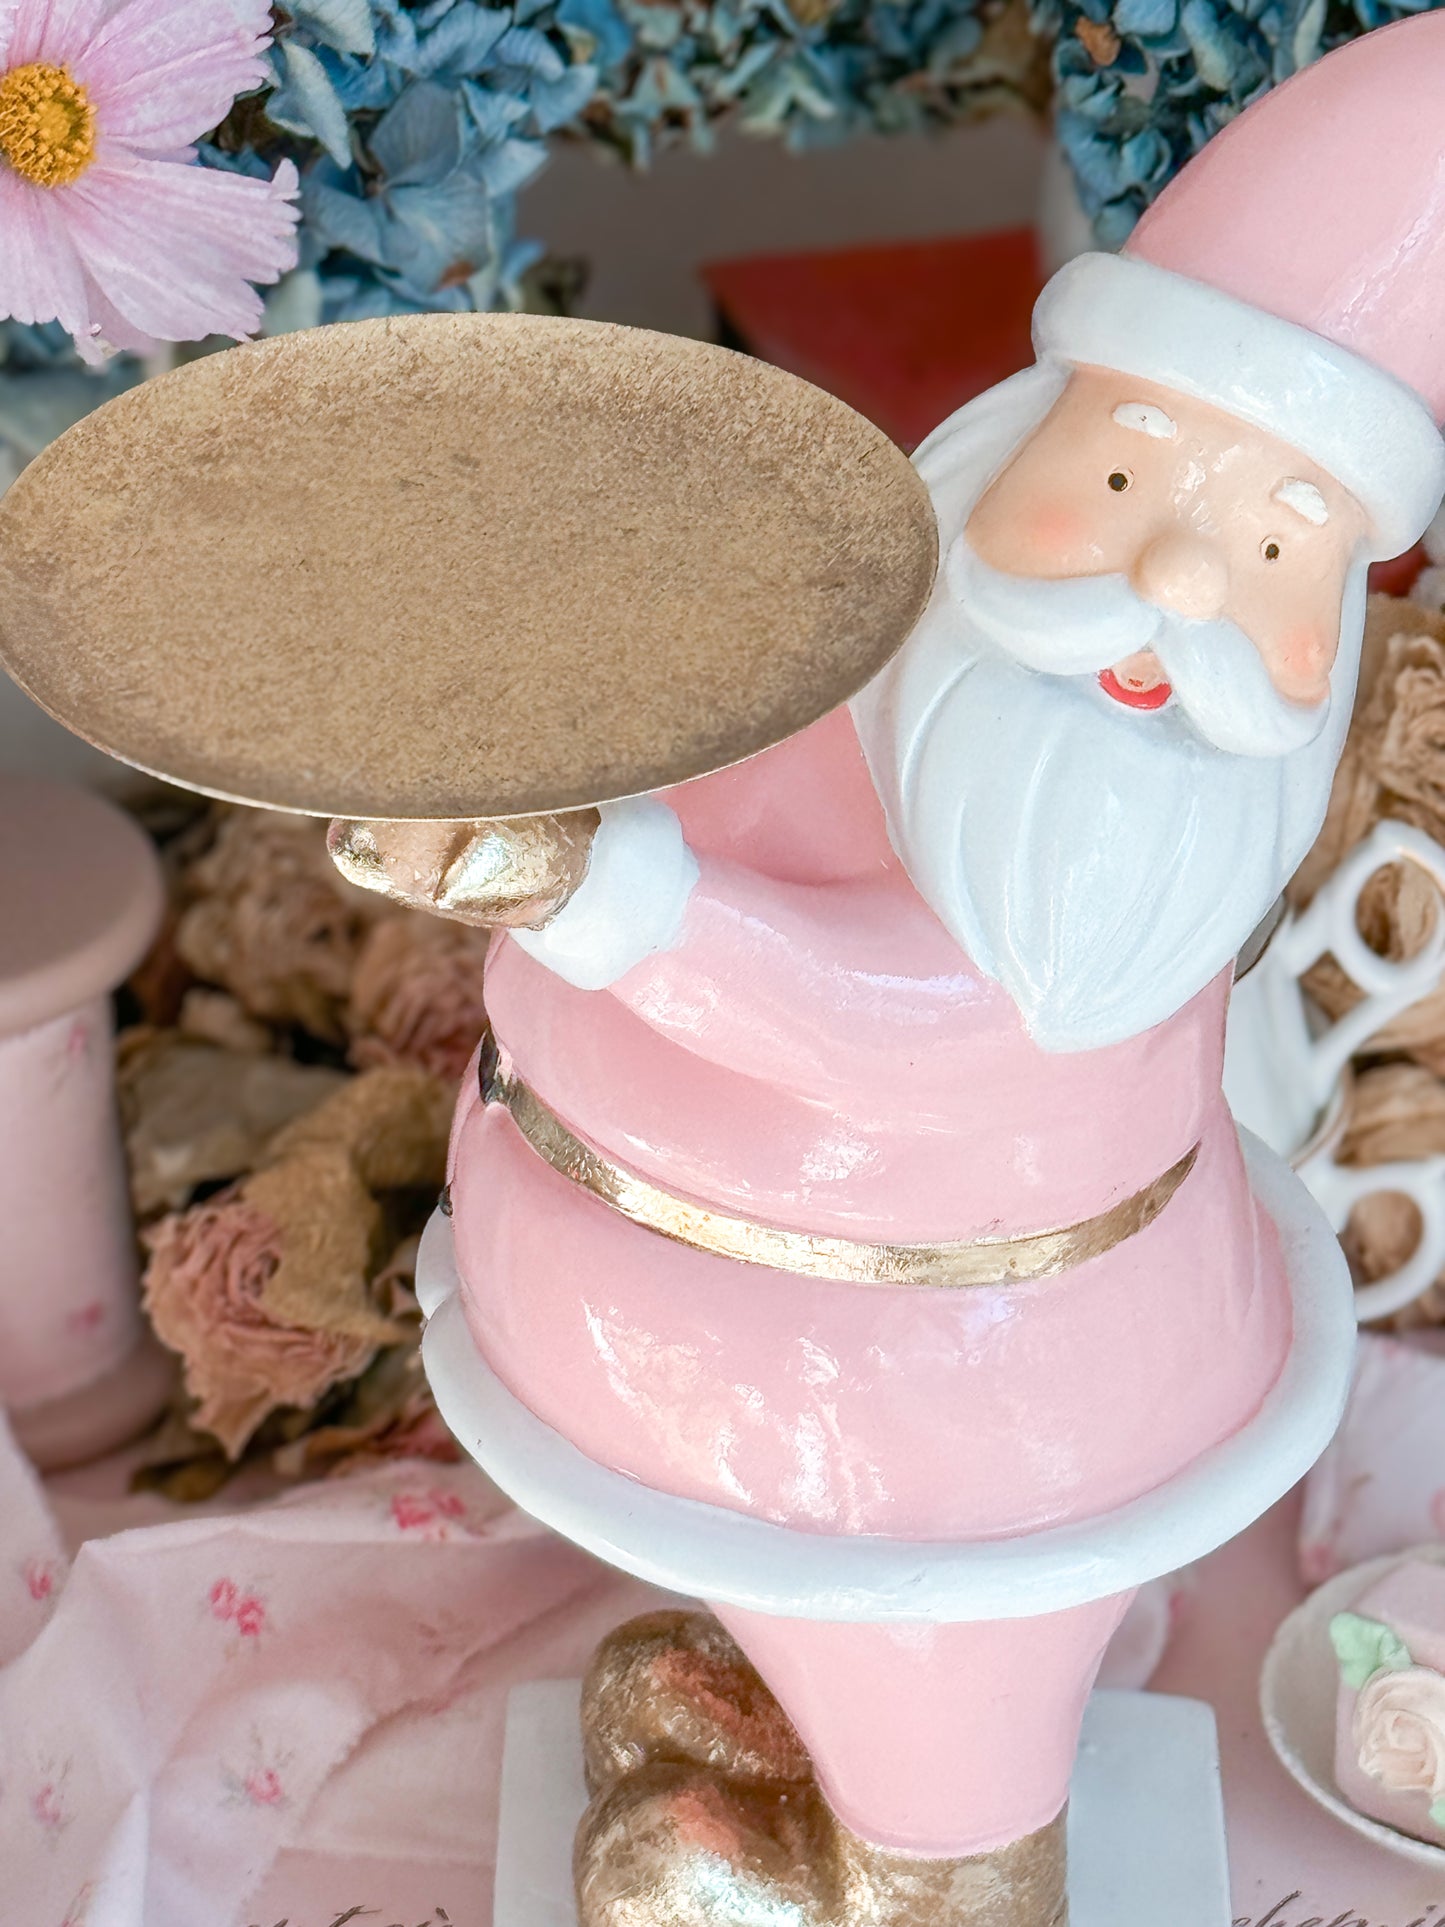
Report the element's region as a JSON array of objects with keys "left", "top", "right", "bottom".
[{"left": 852, "top": 366, "right": 1365, "bottom": 1053}]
